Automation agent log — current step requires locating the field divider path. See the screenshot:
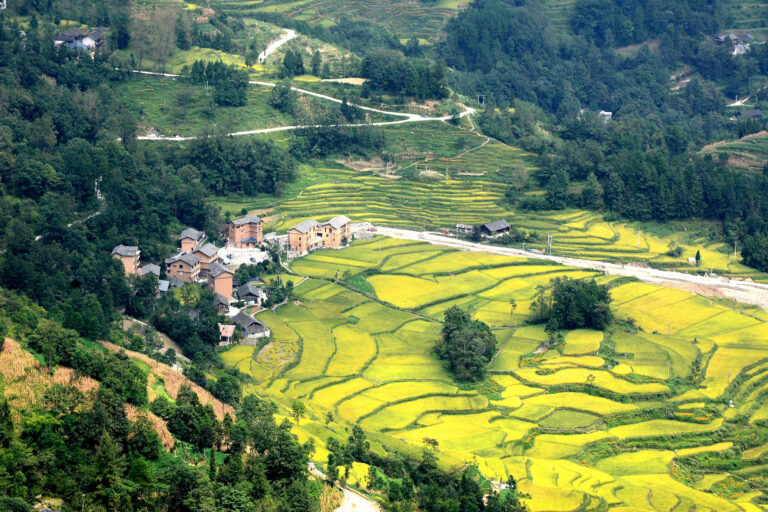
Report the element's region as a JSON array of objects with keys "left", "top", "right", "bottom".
[
  {"left": 372, "top": 227, "right": 768, "bottom": 309},
  {"left": 128, "top": 71, "right": 475, "bottom": 140}
]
